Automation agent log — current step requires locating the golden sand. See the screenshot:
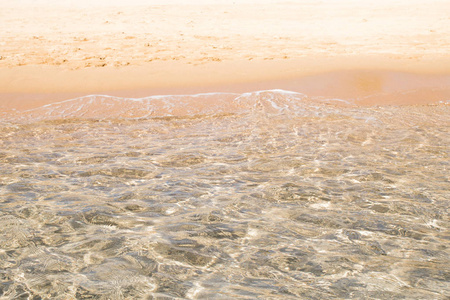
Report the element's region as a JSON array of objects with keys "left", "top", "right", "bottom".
[{"left": 1, "top": 0, "right": 450, "bottom": 111}]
